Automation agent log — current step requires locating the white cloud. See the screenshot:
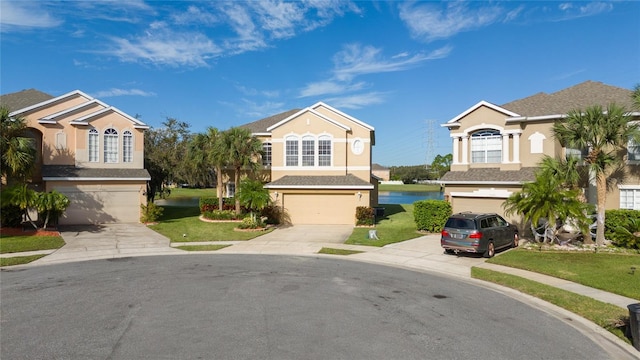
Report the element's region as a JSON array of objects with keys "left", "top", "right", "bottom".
[
  {"left": 398, "top": 2, "right": 504, "bottom": 41},
  {"left": 238, "top": 99, "right": 286, "bottom": 119},
  {"left": 0, "top": 2, "right": 62, "bottom": 31},
  {"left": 106, "top": 24, "right": 221, "bottom": 67},
  {"left": 172, "top": 5, "right": 220, "bottom": 25},
  {"left": 324, "top": 92, "right": 387, "bottom": 109},
  {"left": 92, "top": 88, "right": 157, "bottom": 98}
]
